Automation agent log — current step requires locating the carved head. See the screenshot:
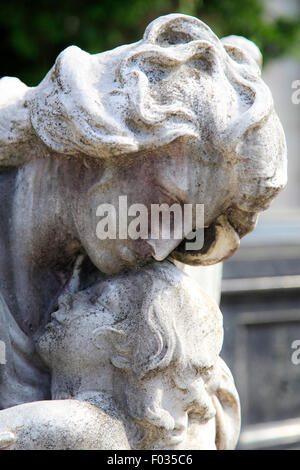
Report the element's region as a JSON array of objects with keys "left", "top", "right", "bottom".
[
  {"left": 37, "top": 261, "right": 239, "bottom": 449},
  {"left": 0, "top": 14, "right": 287, "bottom": 268}
]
